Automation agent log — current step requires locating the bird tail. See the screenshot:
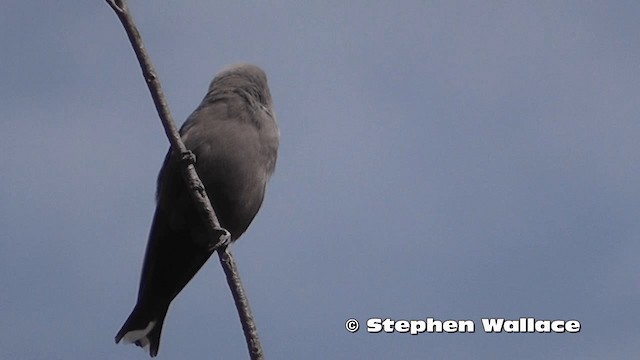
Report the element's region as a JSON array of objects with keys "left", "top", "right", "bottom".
[{"left": 115, "top": 304, "right": 168, "bottom": 357}]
